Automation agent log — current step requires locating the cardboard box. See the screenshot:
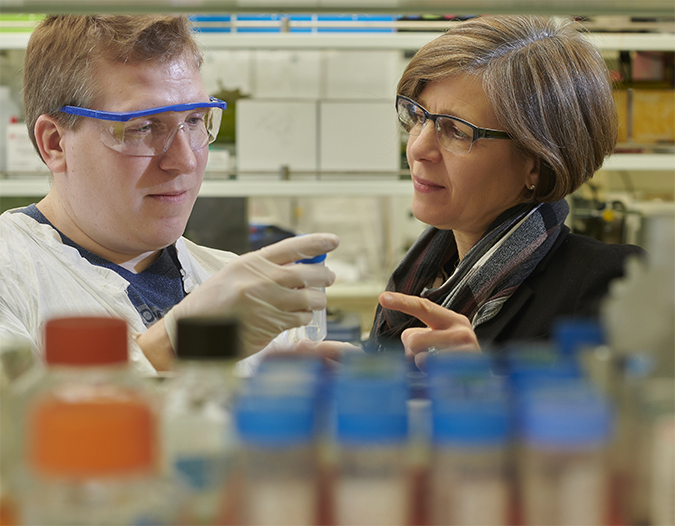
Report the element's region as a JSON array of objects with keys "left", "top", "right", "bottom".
[{"left": 632, "top": 89, "right": 675, "bottom": 143}]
